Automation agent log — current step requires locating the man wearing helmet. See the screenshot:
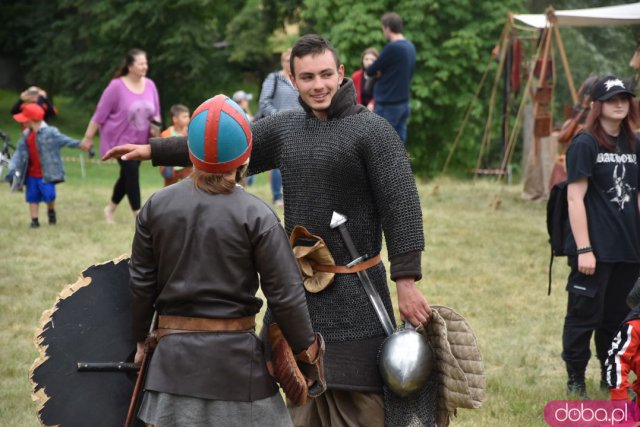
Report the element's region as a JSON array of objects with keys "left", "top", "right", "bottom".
[
  {"left": 107, "top": 35, "right": 432, "bottom": 426},
  {"left": 129, "top": 95, "right": 324, "bottom": 426}
]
